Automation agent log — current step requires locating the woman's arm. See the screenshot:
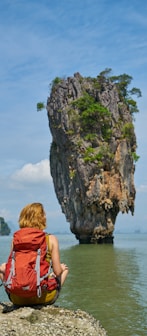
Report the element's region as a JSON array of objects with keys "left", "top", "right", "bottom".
[
  {"left": 0, "top": 240, "right": 13, "bottom": 281},
  {"left": 49, "top": 235, "right": 68, "bottom": 278},
  {"left": 0, "top": 263, "right": 6, "bottom": 281}
]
